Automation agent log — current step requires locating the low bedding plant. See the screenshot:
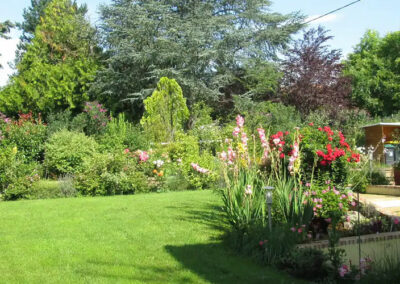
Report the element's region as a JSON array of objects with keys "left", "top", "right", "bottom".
[{"left": 194, "top": 114, "right": 394, "bottom": 281}]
